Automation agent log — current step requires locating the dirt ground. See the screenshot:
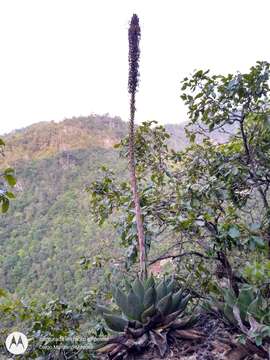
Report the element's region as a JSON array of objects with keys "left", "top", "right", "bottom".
[
  {"left": 99, "top": 313, "right": 269, "bottom": 360},
  {"left": 138, "top": 314, "right": 268, "bottom": 360}
]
